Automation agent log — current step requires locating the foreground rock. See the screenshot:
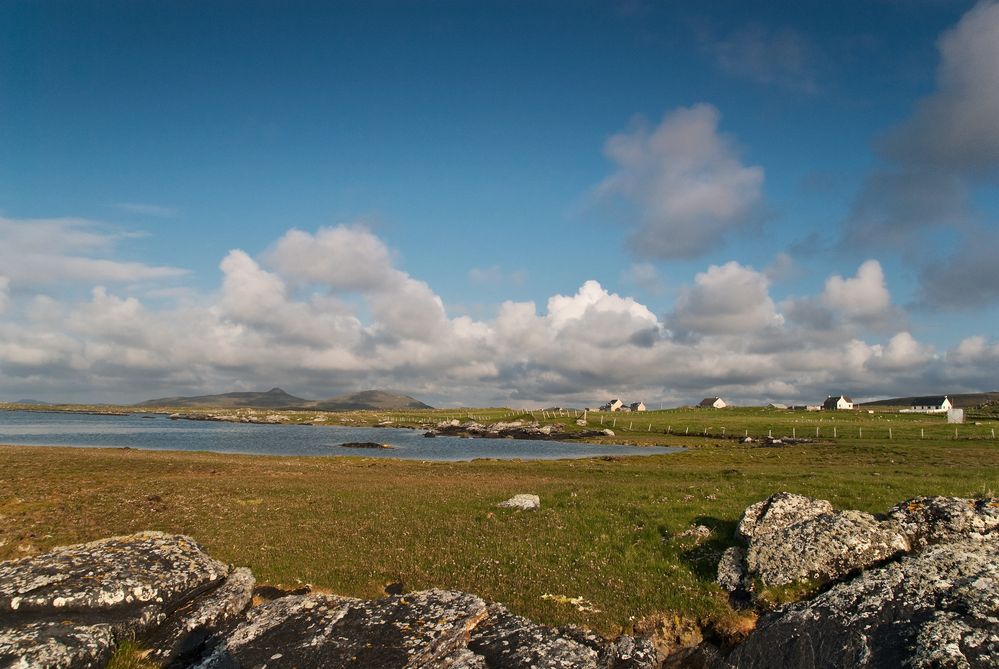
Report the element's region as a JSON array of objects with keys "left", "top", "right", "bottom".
[
  {"left": 725, "top": 492, "right": 909, "bottom": 589},
  {"left": 195, "top": 593, "right": 655, "bottom": 669},
  {"left": 886, "top": 495, "right": 999, "bottom": 549},
  {"left": 0, "top": 535, "right": 653, "bottom": 669},
  {"left": 721, "top": 535, "right": 999, "bottom": 668},
  {"left": 0, "top": 532, "right": 251, "bottom": 668},
  {"left": 715, "top": 493, "right": 999, "bottom": 668}
]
